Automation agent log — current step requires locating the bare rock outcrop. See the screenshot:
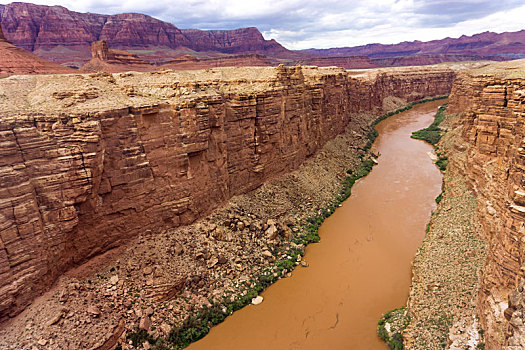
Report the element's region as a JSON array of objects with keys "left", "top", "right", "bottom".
[
  {"left": 446, "top": 59, "right": 525, "bottom": 348},
  {"left": 0, "top": 24, "right": 74, "bottom": 76},
  {"left": 0, "top": 64, "right": 456, "bottom": 322},
  {"left": 79, "top": 40, "right": 152, "bottom": 73}
]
